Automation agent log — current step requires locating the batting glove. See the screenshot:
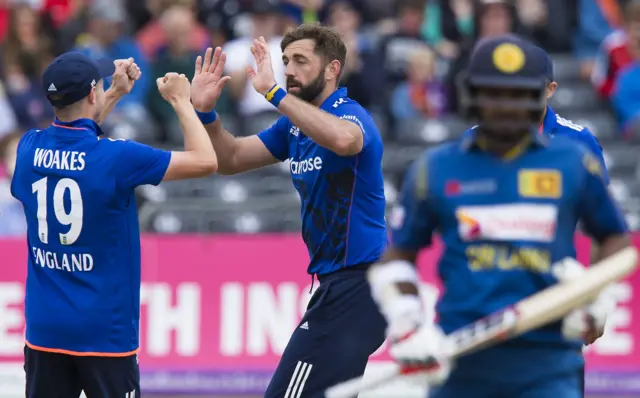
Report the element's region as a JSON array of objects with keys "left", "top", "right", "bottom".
[
  {"left": 552, "top": 258, "right": 617, "bottom": 344},
  {"left": 367, "top": 261, "right": 453, "bottom": 385}
]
